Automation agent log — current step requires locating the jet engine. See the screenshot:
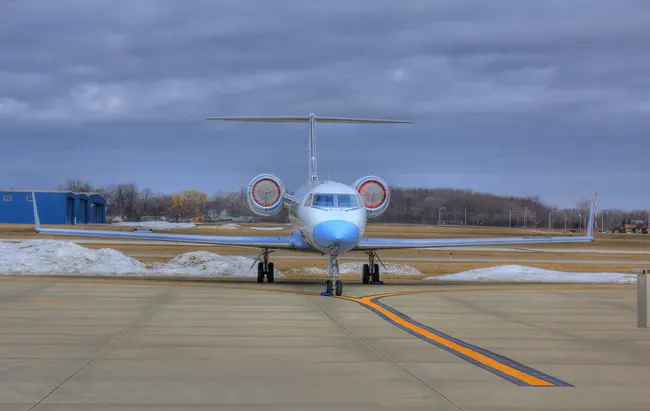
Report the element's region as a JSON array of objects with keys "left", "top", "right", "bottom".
[
  {"left": 353, "top": 175, "right": 390, "bottom": 218},
  {"left": 247, "top": 174, "right": 286, "bottom": 216}
]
